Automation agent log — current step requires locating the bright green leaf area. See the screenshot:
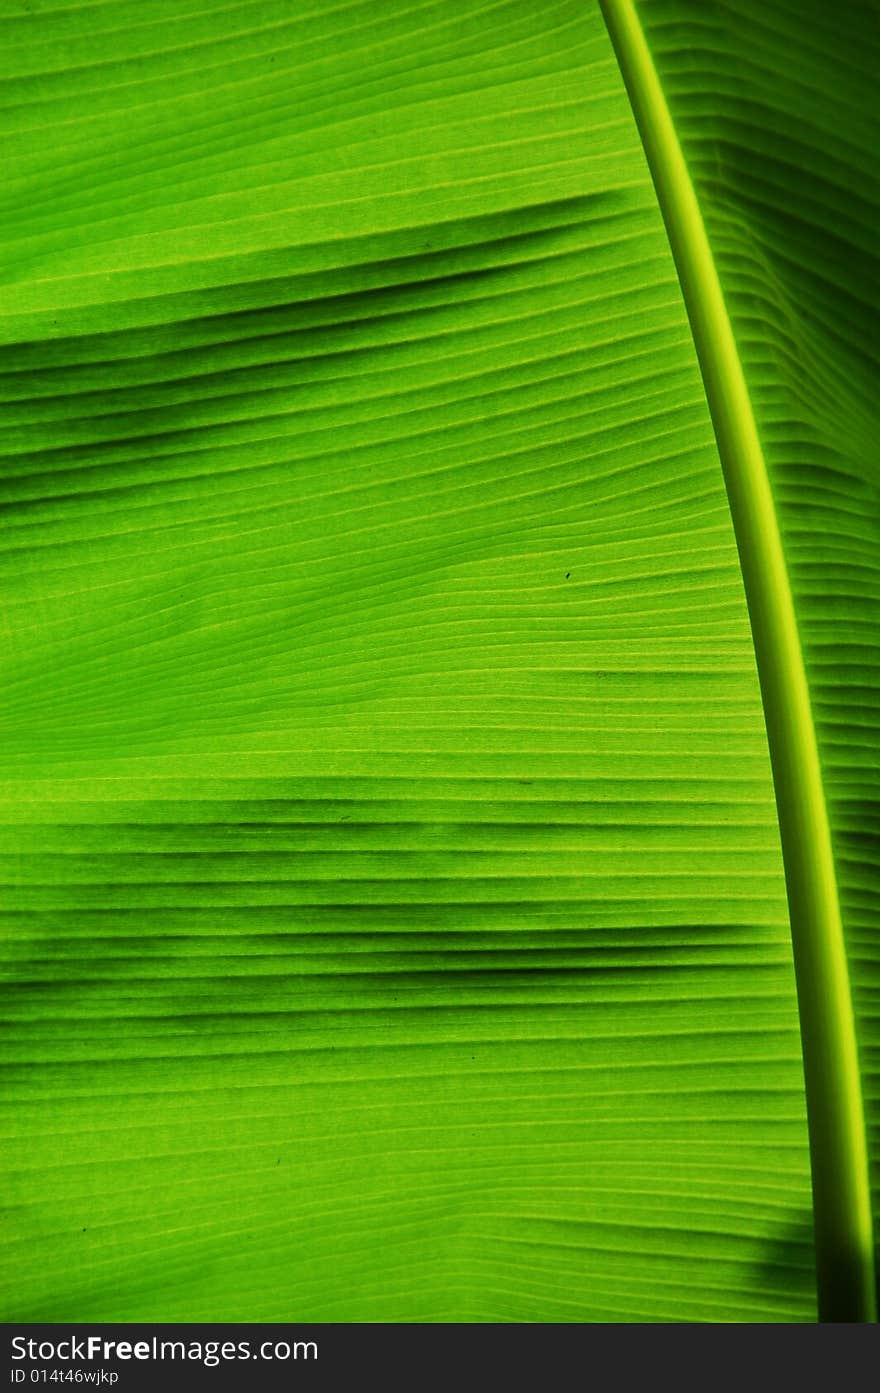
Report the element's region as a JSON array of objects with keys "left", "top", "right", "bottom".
[{"left": 0, "top": 0, "right": 875, "bottom": 1322}]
